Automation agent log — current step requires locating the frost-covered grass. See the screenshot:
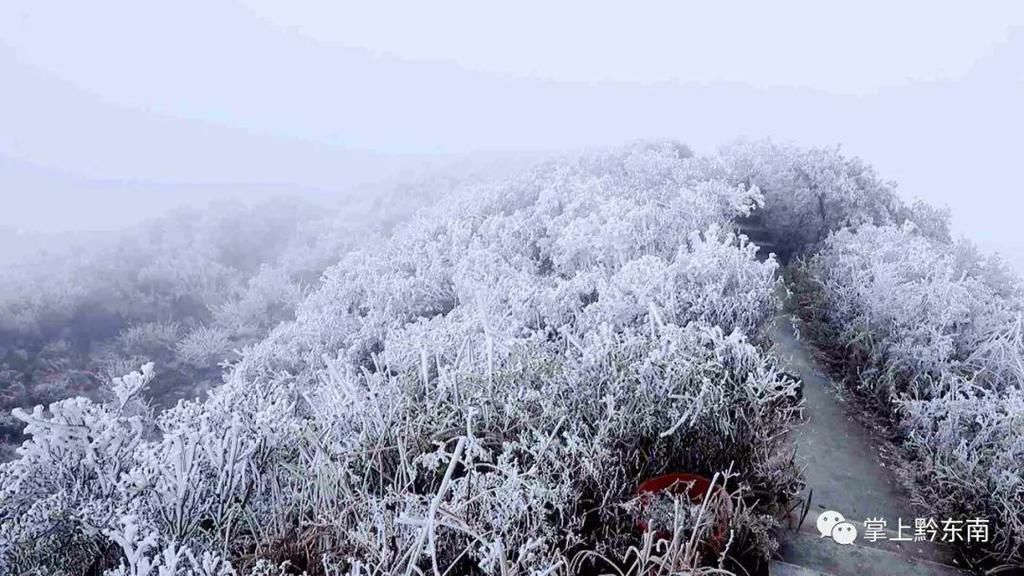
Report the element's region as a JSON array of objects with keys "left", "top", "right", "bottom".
[
  {"left": 0, "top": 142, "right": 803, "bottom": 575},
  {"left": 796, "top": 222, "right": 1024, "bottom": 566}
]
